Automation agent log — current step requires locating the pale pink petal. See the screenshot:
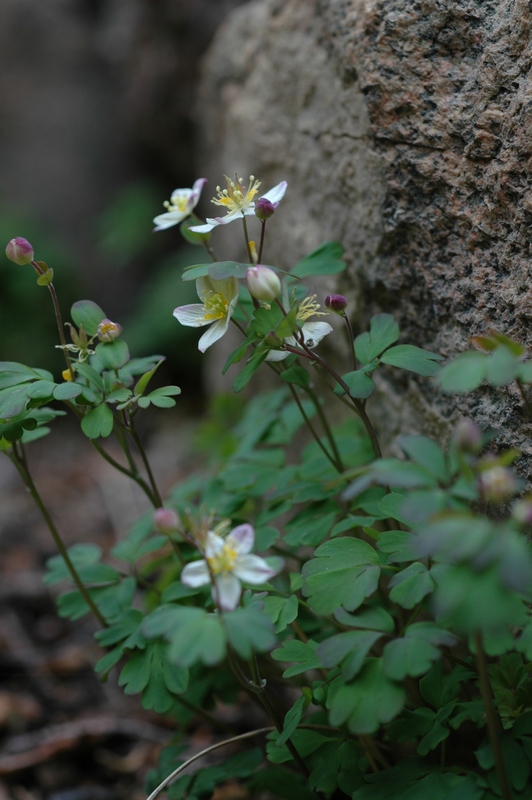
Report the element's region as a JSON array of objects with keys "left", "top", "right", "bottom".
[
  {"left": 260, "top": 181, "right": 287, "bottom": 205},
  {"left": 234, "top": 554, "right": 278, "bottom": 584},
  {"left": 227, "top": 524, "right": 254, "bottom": 554},
  {"left": 187, "top": 178, "right": 207, "bottom": 210},
  {"left": 198, "top": 317, "right": 230, "bottom": 352},
  {"left": 170, "top": 187, "right": 193, "bottom": 201},
  {"left": 173, "top": 304, "right": 210, "bottom": 327},
  {"left": 189, "top": 222, "right": 217, "bottom": 234},
  {"left": 213, "top": 572, "right": 241, "bottom": 611},
  {"left": 181, "top": 560, "right": 210, "bottom": 587}
]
